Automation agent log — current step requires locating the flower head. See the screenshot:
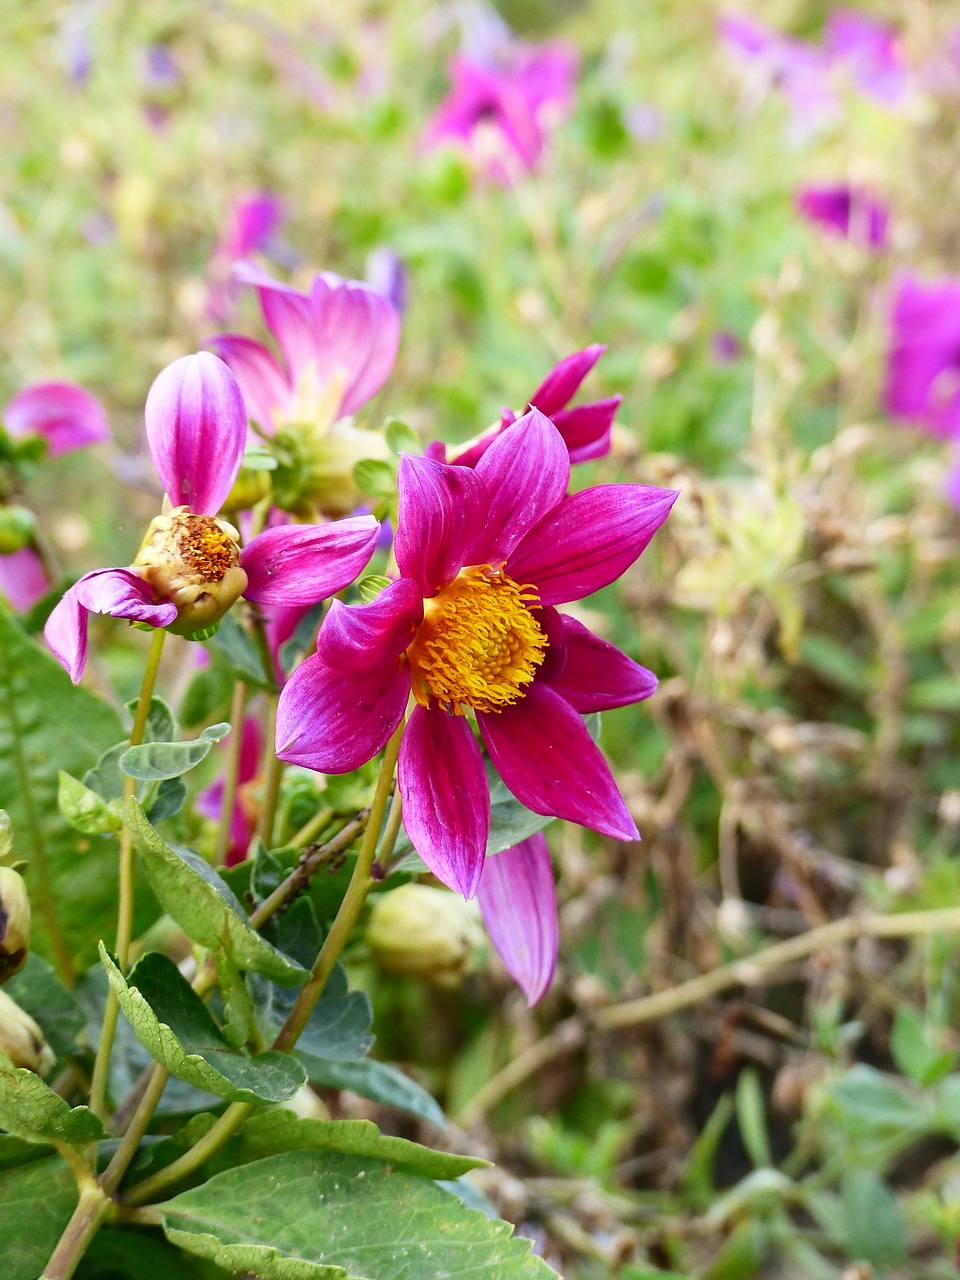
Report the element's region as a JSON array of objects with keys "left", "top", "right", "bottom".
[
  {"left": 4, "top": 381, "right": 109, "bottom": 458},
  {"left": 277, "top": 409, "right": 676, "bottom": 897},
  {"left": 795, "top": 184, "right": 889, "bottom": 249}
]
